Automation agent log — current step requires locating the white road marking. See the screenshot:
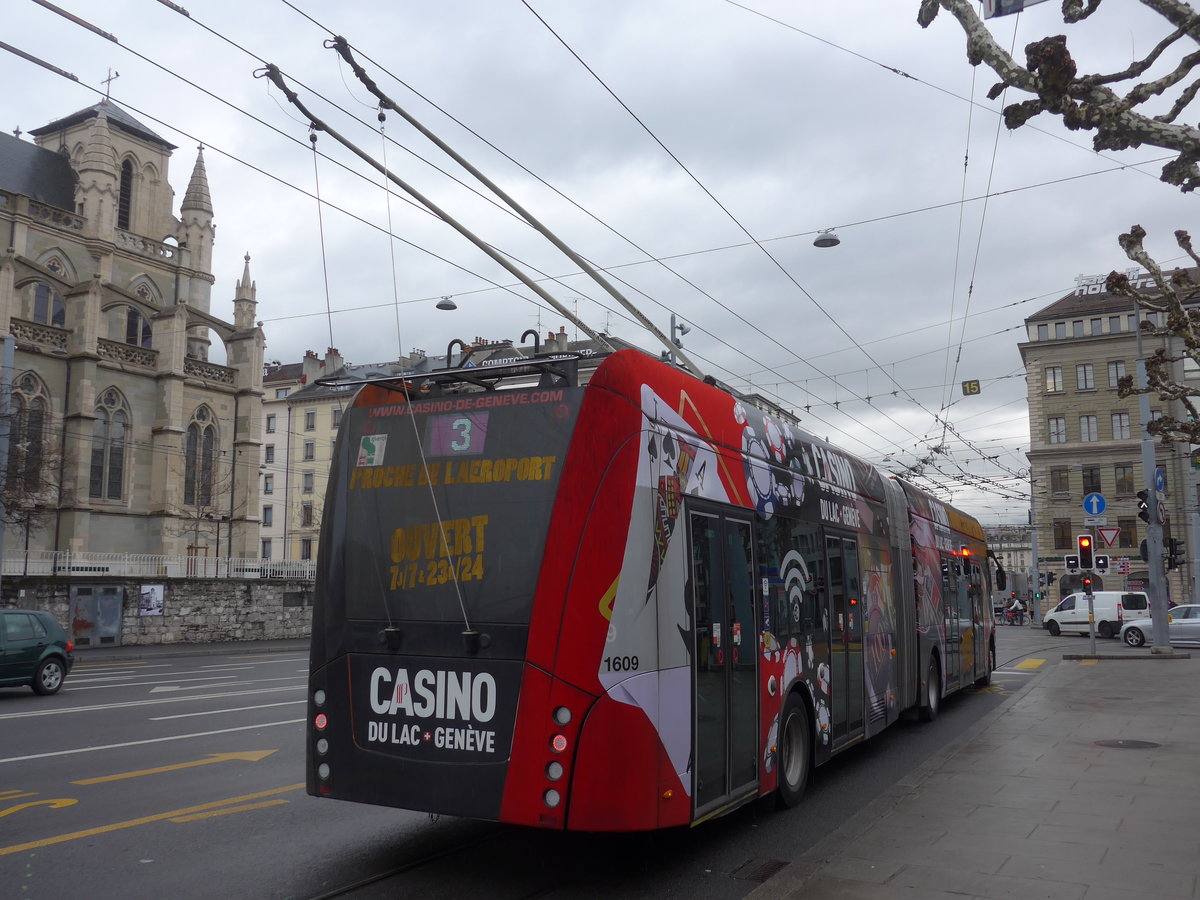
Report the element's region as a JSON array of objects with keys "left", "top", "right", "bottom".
[
  {"left": 150, "top": 701, "right": 305, "bottom": 720},
  {"left": 0, "top": 720, "right": 305, "bottom": 764},
  {"left": 150, "top": 682, "right": 241, "bottom": 693},
  {"left": 0, "top": 685, "right": 304, "bottom": 720}
]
